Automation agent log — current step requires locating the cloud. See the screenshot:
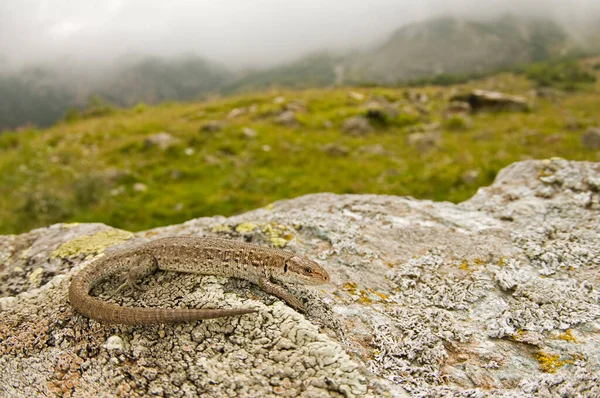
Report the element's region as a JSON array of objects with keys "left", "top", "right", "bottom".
[{"left": 1, "top": 0, "right": 599, "bottom": 68}]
